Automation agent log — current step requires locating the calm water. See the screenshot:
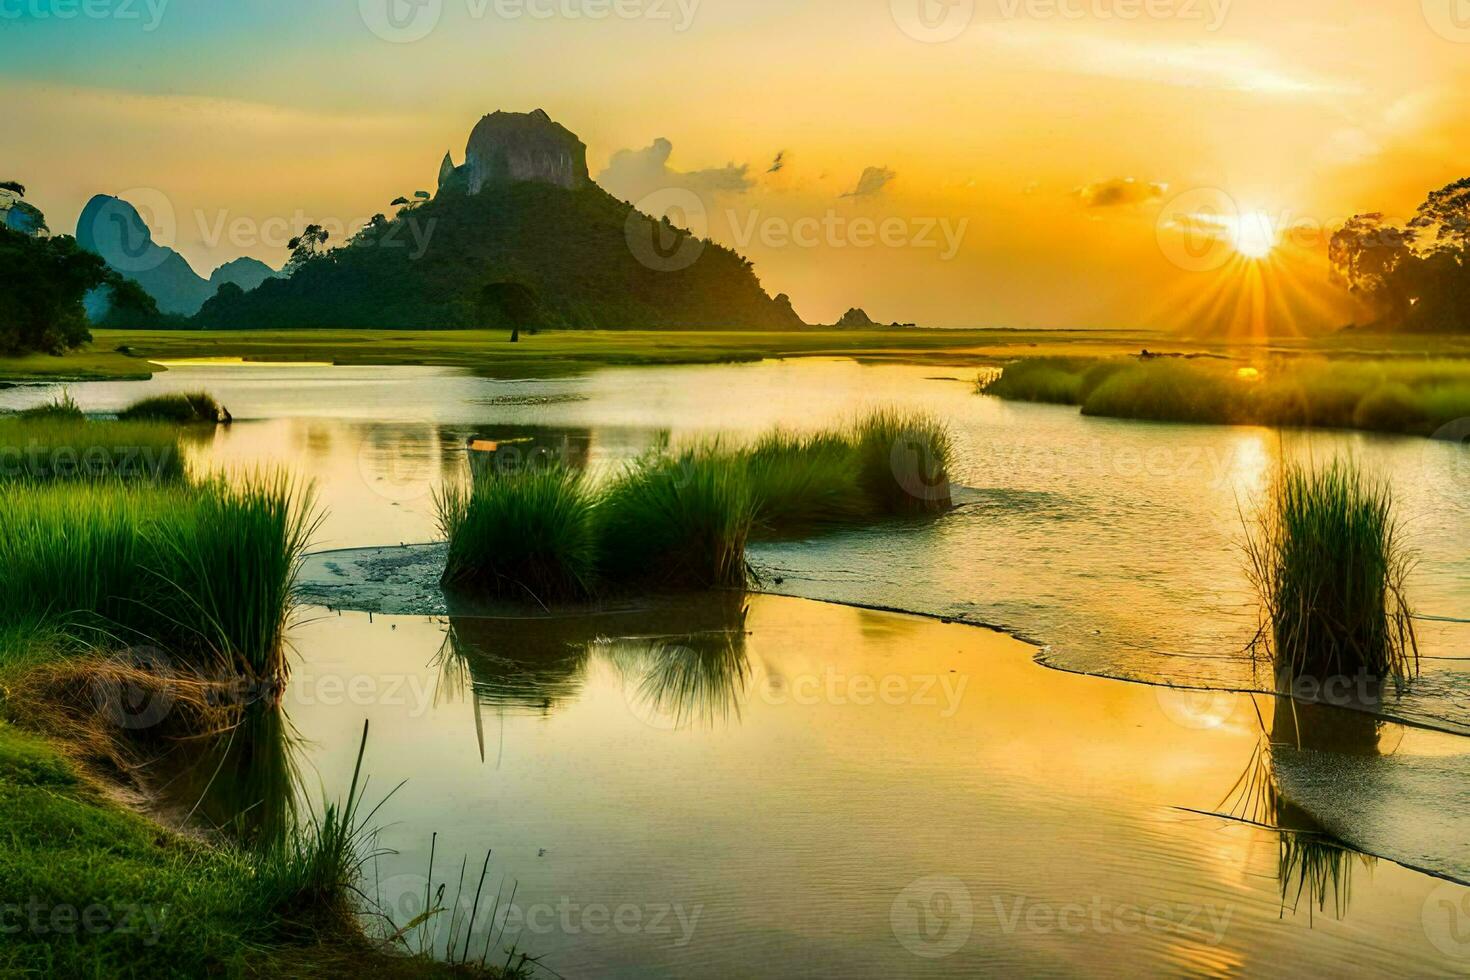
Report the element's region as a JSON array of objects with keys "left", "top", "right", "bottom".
[
  {"left": 6, "top": 359, "right": 1470, "bottom": 975},
  {"left": 11, "top": 359, "right": 1466, "bottom": 721}
]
